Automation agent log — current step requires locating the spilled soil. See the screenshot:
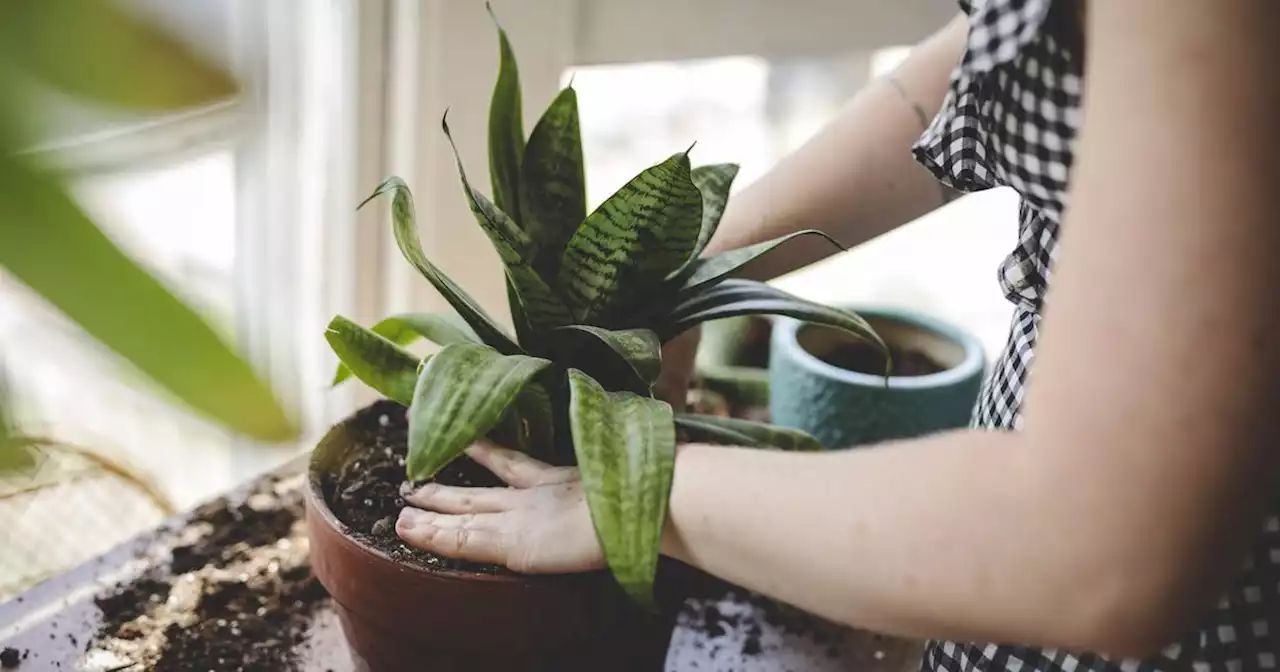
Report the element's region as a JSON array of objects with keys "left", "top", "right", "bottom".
[{"left": 87, "top": 473, "right": 329, "bottom": 671}]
